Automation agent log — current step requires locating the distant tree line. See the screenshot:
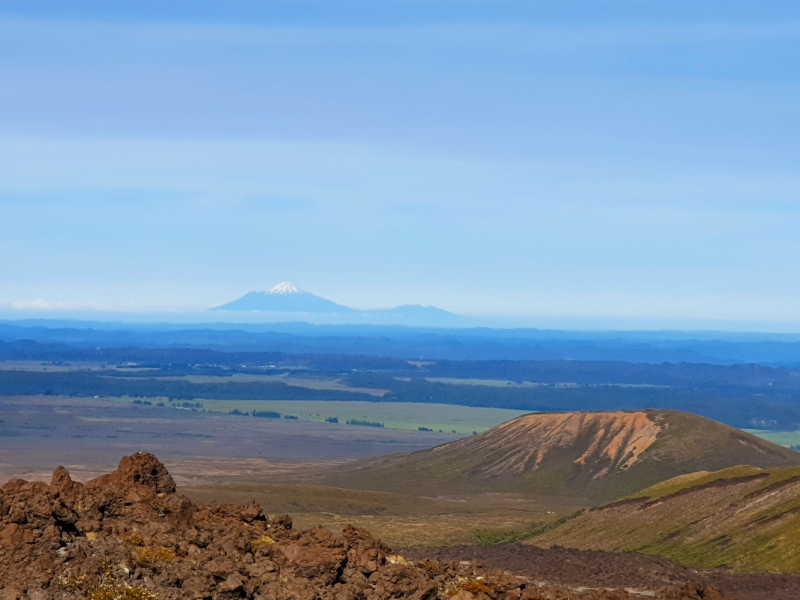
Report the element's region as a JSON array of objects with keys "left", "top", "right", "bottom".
[{"left": 3, "top": 344, "right": 800, "bottom": 430}]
